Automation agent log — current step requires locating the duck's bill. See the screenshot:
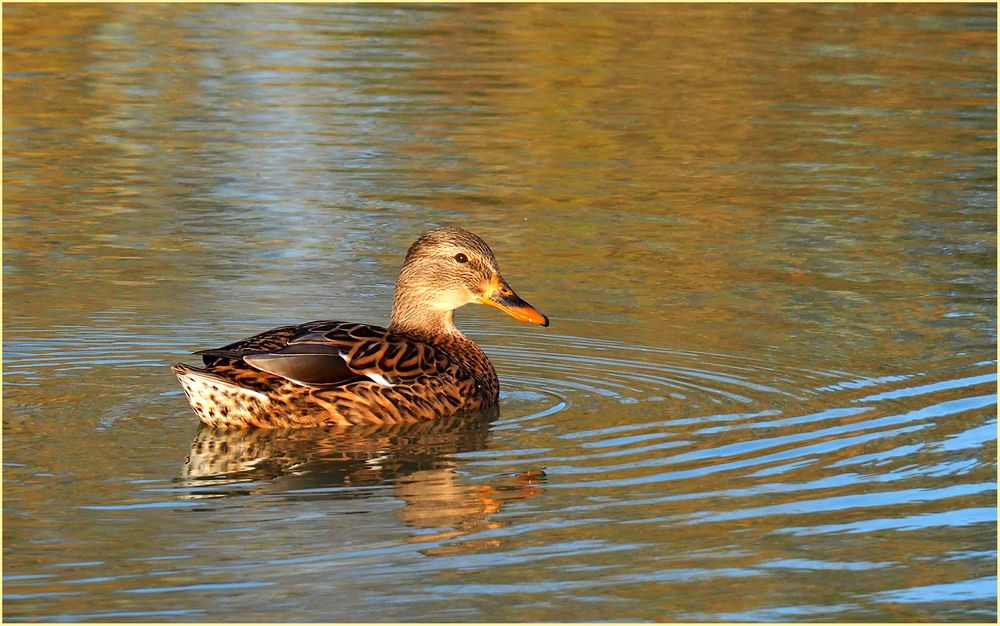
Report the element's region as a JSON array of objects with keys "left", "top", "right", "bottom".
[{"left": 480, "top": 279, "right": 549, "bottom": 327}]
